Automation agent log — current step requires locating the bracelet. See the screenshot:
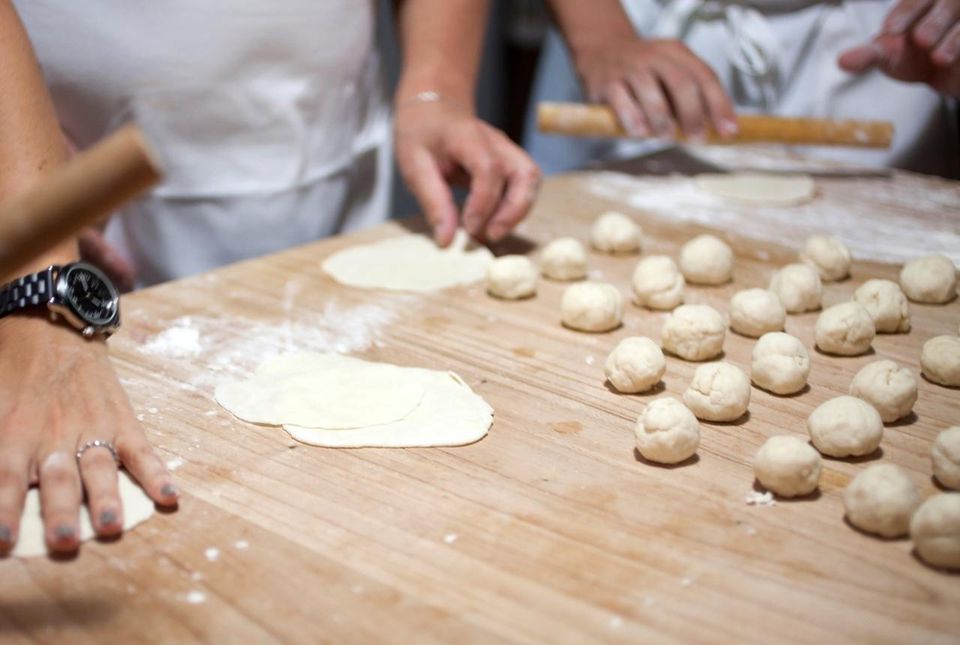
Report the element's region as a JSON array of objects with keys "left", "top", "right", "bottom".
[{"left": 395, "top": 90, "right": 470, "bottom": 113}]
